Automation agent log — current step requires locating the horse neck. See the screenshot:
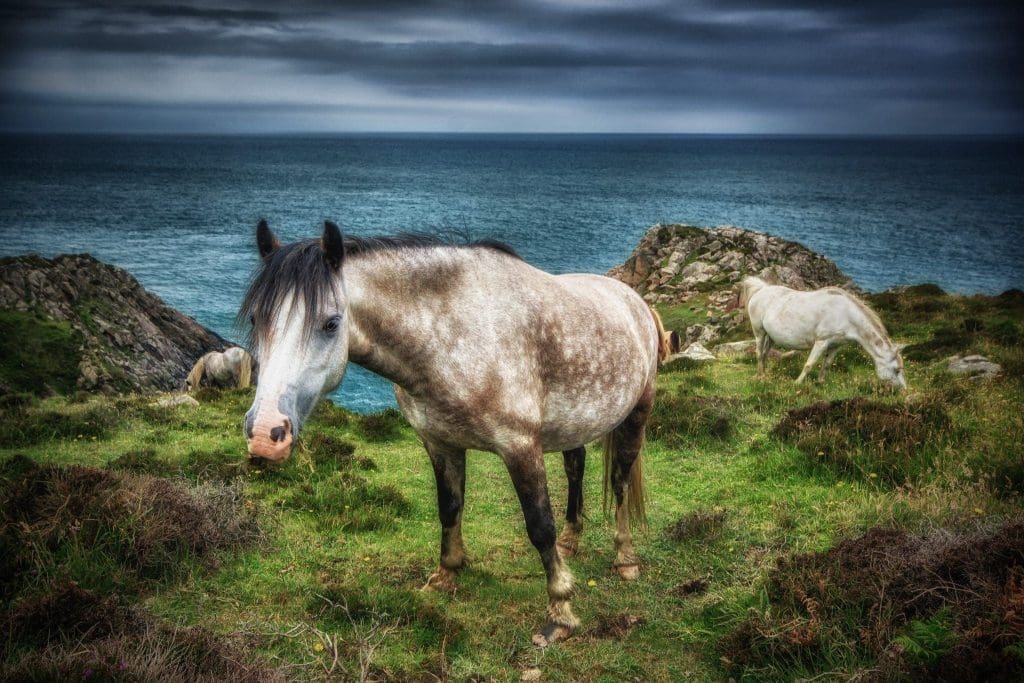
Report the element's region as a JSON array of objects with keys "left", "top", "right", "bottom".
[
  {"left": 342, "top": 248, "right": 470, "bottom": 388},
  {"left": 848, "top": 301, "right": 893, "bottom": 360}
]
